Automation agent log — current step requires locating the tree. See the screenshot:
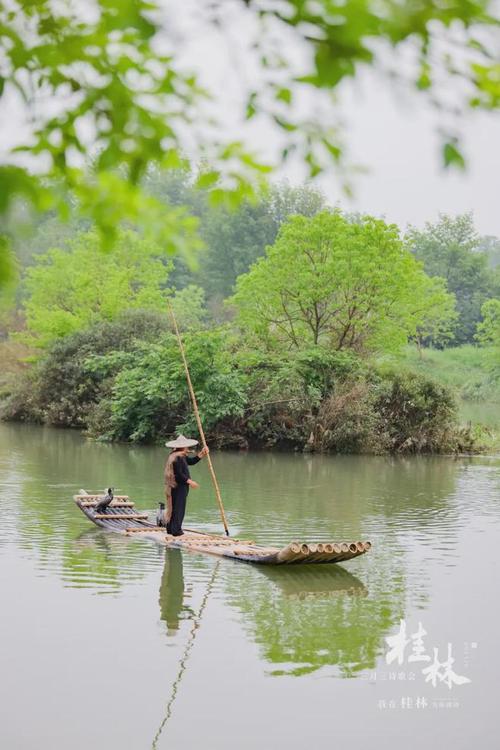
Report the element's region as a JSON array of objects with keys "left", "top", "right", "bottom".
[
  {"left": 406, "top": 214, "right": 496, "bottom": 344},
  {"left": 412, "top": 276, "right": 458, "bottom": 355},
  {"left": 266, "top": 183, "right": 327, "bottom": 227},
  {"left": 231, "top": 211, "right": 449, "bottom": 356},
  {"left": 2, "top": 1, "right": 500, "bottom": 289},
  {"left": 199, "top": 200, "right": 277, "bottom": 299},
  {"left": 86, "top": 329, "right": 247, "bottom": 443},
  {"left": 169, "top": 285, "right": 208, "bottom": 331},
  {"left": 145, "top": 175, "right": 327, "bottom": 298},
  {"left": 476, "top": 298, "right": 500, "bottom": 347},
  {"left": 22, "top": 229, "right": 174, "bottom": 347},
  {"left": 197, "top": 183, "right": 327, "bottom": 299}
]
